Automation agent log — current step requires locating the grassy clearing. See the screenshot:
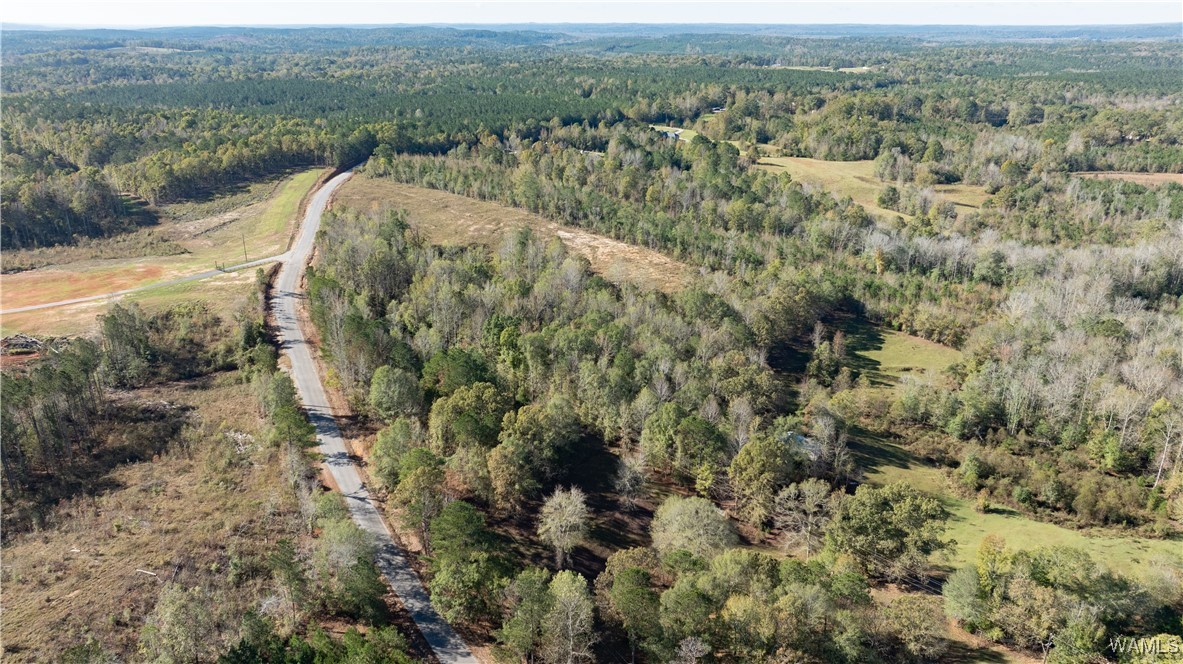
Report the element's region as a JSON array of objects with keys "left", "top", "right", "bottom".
[
  {"left": 942, "top": 500, "right": 1182, "bottom": 578},
  {"left": 757, "top": 156, "right": 989, "bottom": 219},
  {"left": 842, "top": 317, "right": 963, "bottom": 388},
  {"left": 773, "top": 65, "right": 877, "bottom": 73},
  {"left": 1071, "top": 171, "right": 1183, "bottom": 187},
  {"left": 0, "top": 373, "right": 302, "bottom": 662},
  {"left": 648, "top": 124, "right": 988, "bottom": 220},
  {"left": 858, "top": 434, "right": 1183, "bottom": 578},
  {"left": 334, "top": 176, "right": 695, "bottom": 294},
  {"left": 852, "top": 428, "right": 1183, "bottom": 578},
  {"left": 155, "top": 178, "right": 281, "bottom": 224},
  {"left": 650, "top": 124, "right": 701, "bottom": 142},
  {"left": 1, "top": 169, "right": 325, "bottom": 332},
  {"left": 2, "top": 230, "right": 190, "bottom": 274},
  {"left": 841, "top": 319, "right": 1181, "bottom": 578}
]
